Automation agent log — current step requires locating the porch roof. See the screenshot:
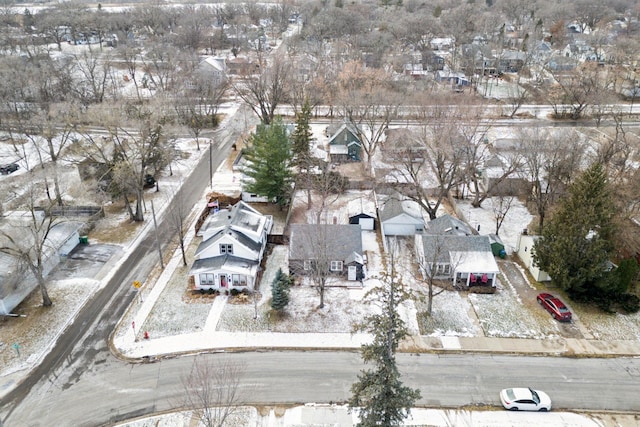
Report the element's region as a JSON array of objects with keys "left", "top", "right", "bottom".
[{"left": 450, "top": 250, "right": 499, "bottom": 274}]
